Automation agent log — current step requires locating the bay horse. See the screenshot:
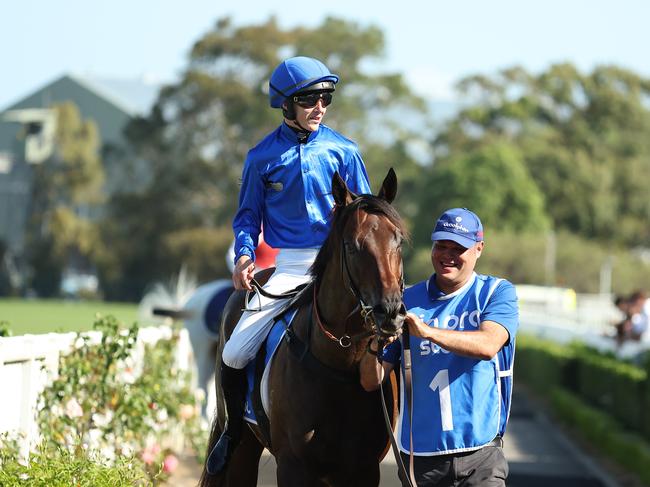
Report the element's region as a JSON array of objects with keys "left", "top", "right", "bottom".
[{"left": 199, "top": 168, "right": 407, "bottom": 487}]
